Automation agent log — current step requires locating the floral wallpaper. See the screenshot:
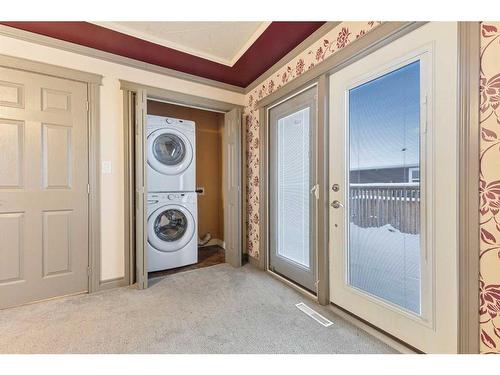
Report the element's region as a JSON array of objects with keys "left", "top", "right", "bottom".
[
  {"left": 244, "top": 21, "right": 382, "bottom": 260},
  {"left": 480, "top": 21, "right": 500, "bottom": 354}
]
